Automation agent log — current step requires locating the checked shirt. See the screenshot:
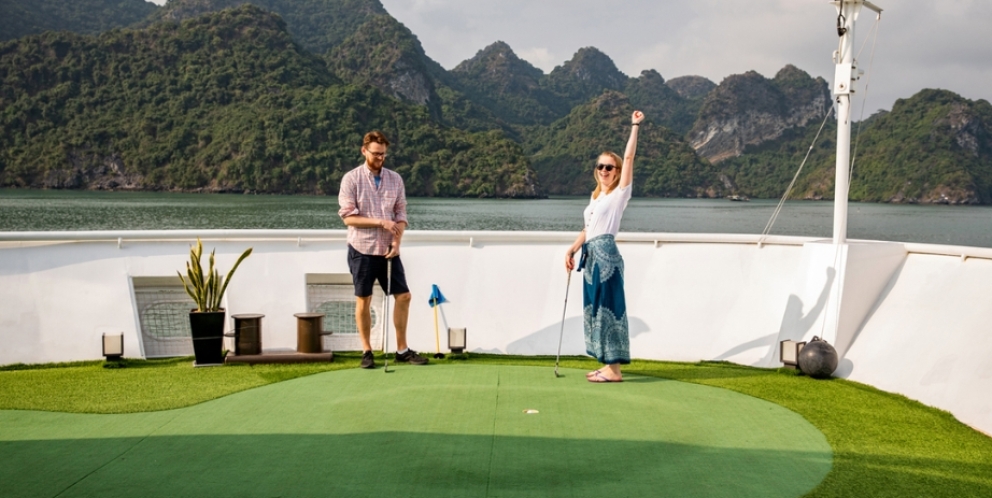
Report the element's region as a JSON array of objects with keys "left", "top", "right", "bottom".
[{"left": 337, "top": 163, "right": 408, "bottom": 256}]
